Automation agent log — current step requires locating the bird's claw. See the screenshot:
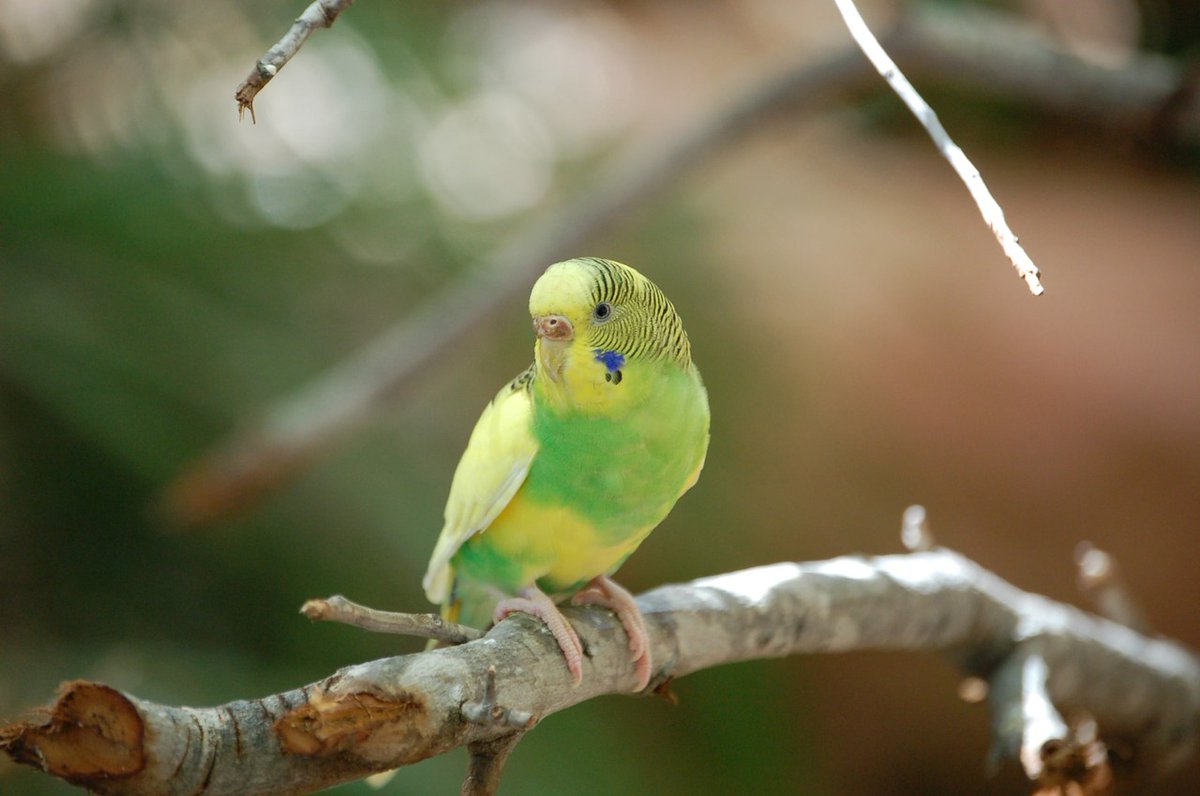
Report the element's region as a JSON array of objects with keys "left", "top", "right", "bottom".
[
  {"left": 494, "top": 589, "right": 584, "bottom": 684},
  {"left": 572, "top": 575, "right": 652, "bottom": 691}
]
